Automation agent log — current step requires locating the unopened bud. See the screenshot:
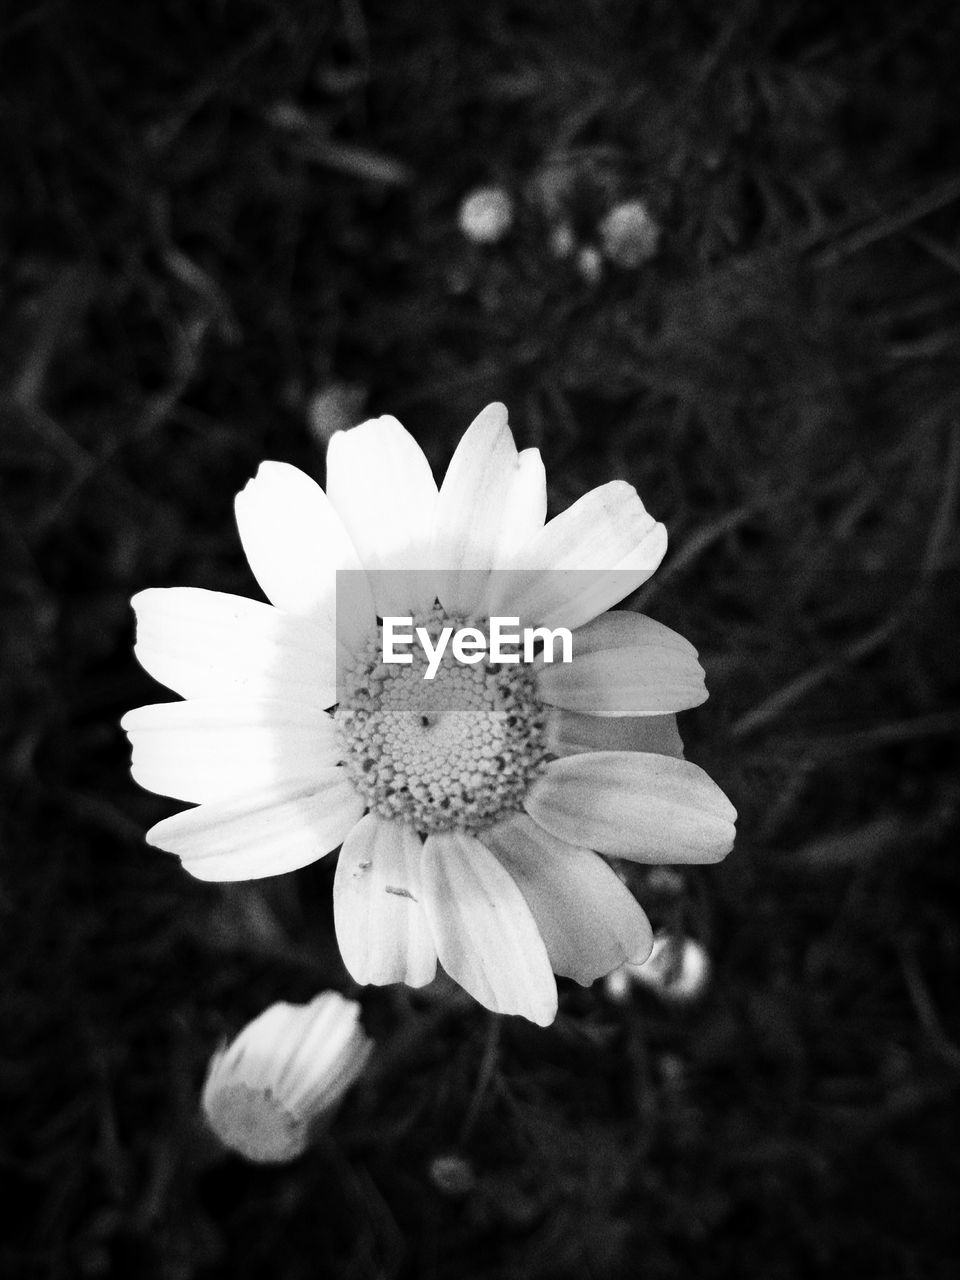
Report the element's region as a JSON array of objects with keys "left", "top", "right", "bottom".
[
  {"left": 576, "top": 244, "right": 603, "bottom": 284},
  {"left": 549, "top": 221, "right": 577, "bottom": 259},
  {"left": 598, "top": 199, "right": 661, "bottom": 268},
  {"left": 201, "top": 993, "right": 372, "bottom": 1163},
  {"left": 626, "top": 933, "right": 710, "bottom": 1003},
  {"left": 458, "top": 187, "right": 514, "bottom": 244}
]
